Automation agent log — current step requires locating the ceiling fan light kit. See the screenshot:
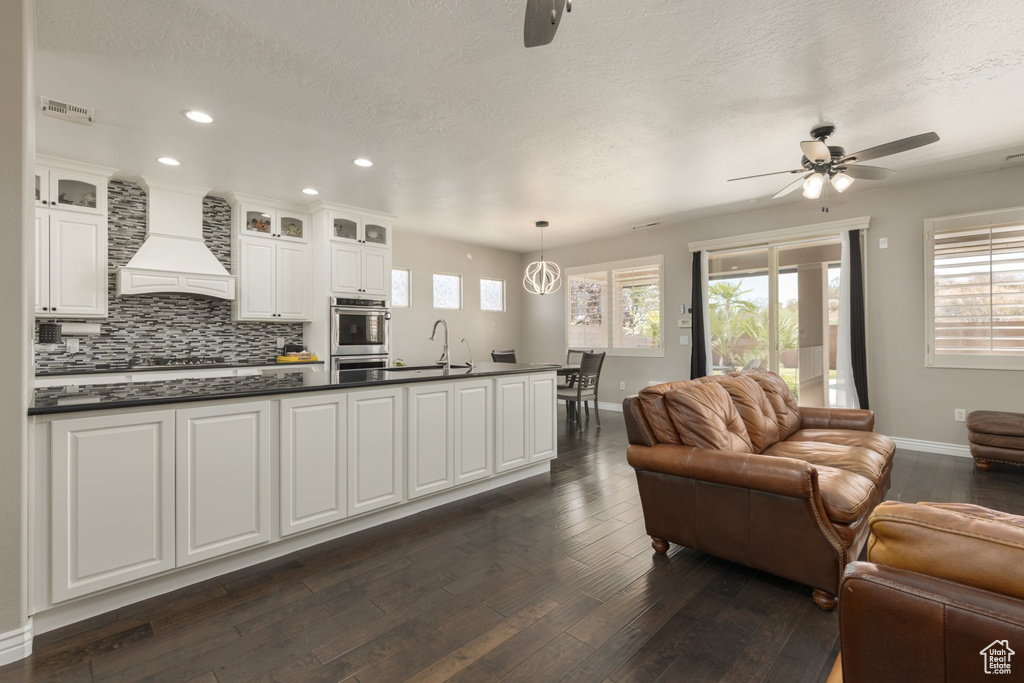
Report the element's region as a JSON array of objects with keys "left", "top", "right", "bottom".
[
  {"left": 728, "top": 124, "right": 939, "bottom": 202},
  {"left": 524, "top": 0, "right": 573, "bottom": 47},
  {"left": 523, "top": 221, "right": 562, "bottom": 295}
]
